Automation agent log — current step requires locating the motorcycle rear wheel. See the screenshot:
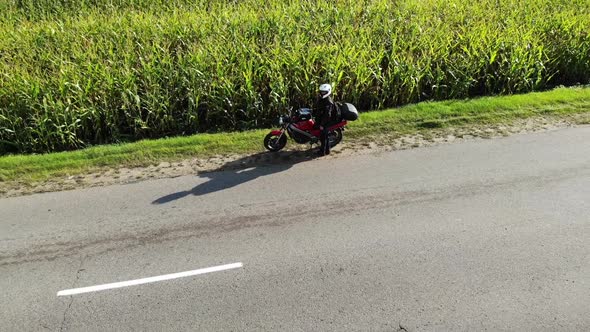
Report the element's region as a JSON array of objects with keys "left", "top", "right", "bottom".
[
  {"left": 264, "top": 132, "right": 287, "bottom": 152},
  {"left": 328, "top": 128, "right": 343, "bottom": 147}
]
